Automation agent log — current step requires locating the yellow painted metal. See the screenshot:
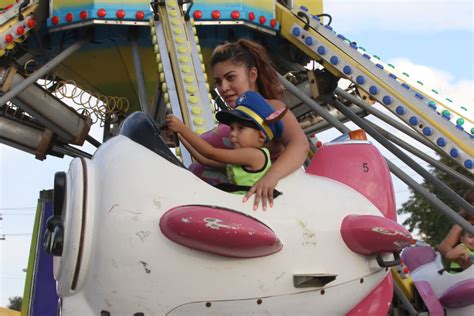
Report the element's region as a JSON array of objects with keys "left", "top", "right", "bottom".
[
  {"left": 196, "top": 0, "right": 275, "bottom": 12},
  {"left": 0, "top": 4, "right": 38, "bottom": 33},
  {"left": 0, "top": 0, "right": 12, "bottom": 6},
  {"left": 53, "top": 44, "right": 157, "bottom": 112},
  {"left": 51, "top": 0, "right": 148, "bottom": 10},
  {"left": 277, "top": 3, "right": 473, "bottom": 156},
  {"left": 155, "top": 1, "right": 212, "bottom": 134},
  {"left": 293, "top": 0, "right": 323, "bottom": 15},
  {"left": 391, "top": 267, "right": 415, "bottom": 302},
  {"left": 0, "top": 2, "right": 45, "bottom": 57},
  {"left": 21, "top": 193, "right": 49, "bottom": 316},
  {"left": 0, "top": 307, "right": 21, "bottom": 316},
  {"left": 276, "top": 2, "right": 340, "bottom": 77}
]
